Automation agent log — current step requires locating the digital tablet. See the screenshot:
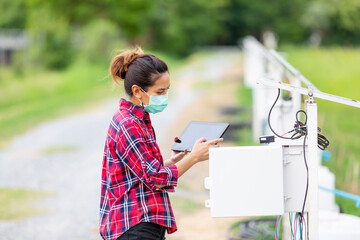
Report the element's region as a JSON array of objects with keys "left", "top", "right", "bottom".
[{"left": 171, "top": 121, "right": 230, "bottom": 152}]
